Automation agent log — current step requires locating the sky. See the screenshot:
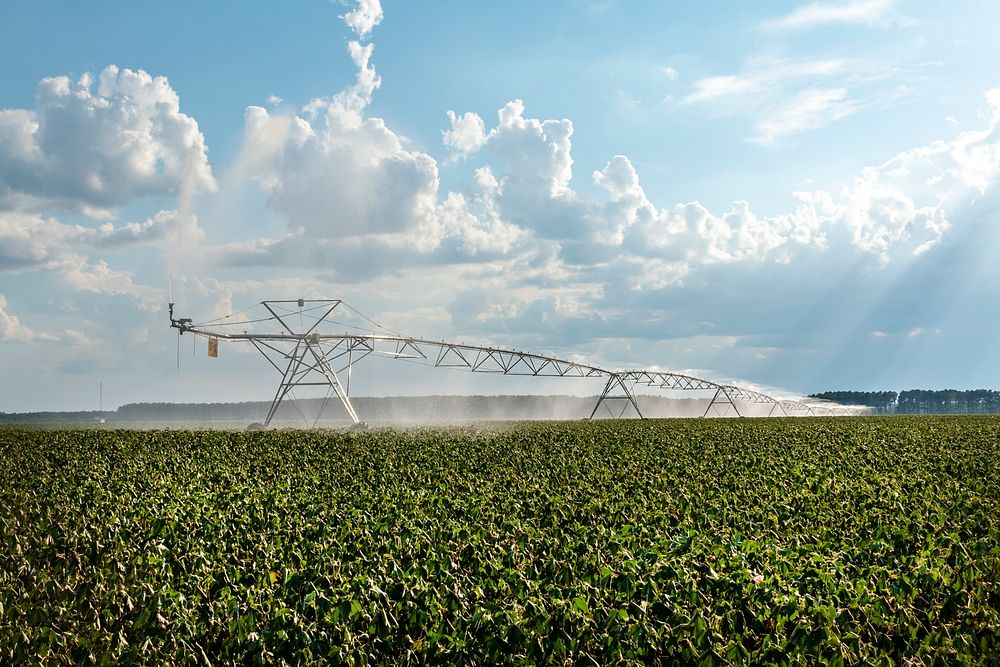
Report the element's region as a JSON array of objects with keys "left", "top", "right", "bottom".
[{"left": 1, "top": 0, "right": 999, "bottom": 412}]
